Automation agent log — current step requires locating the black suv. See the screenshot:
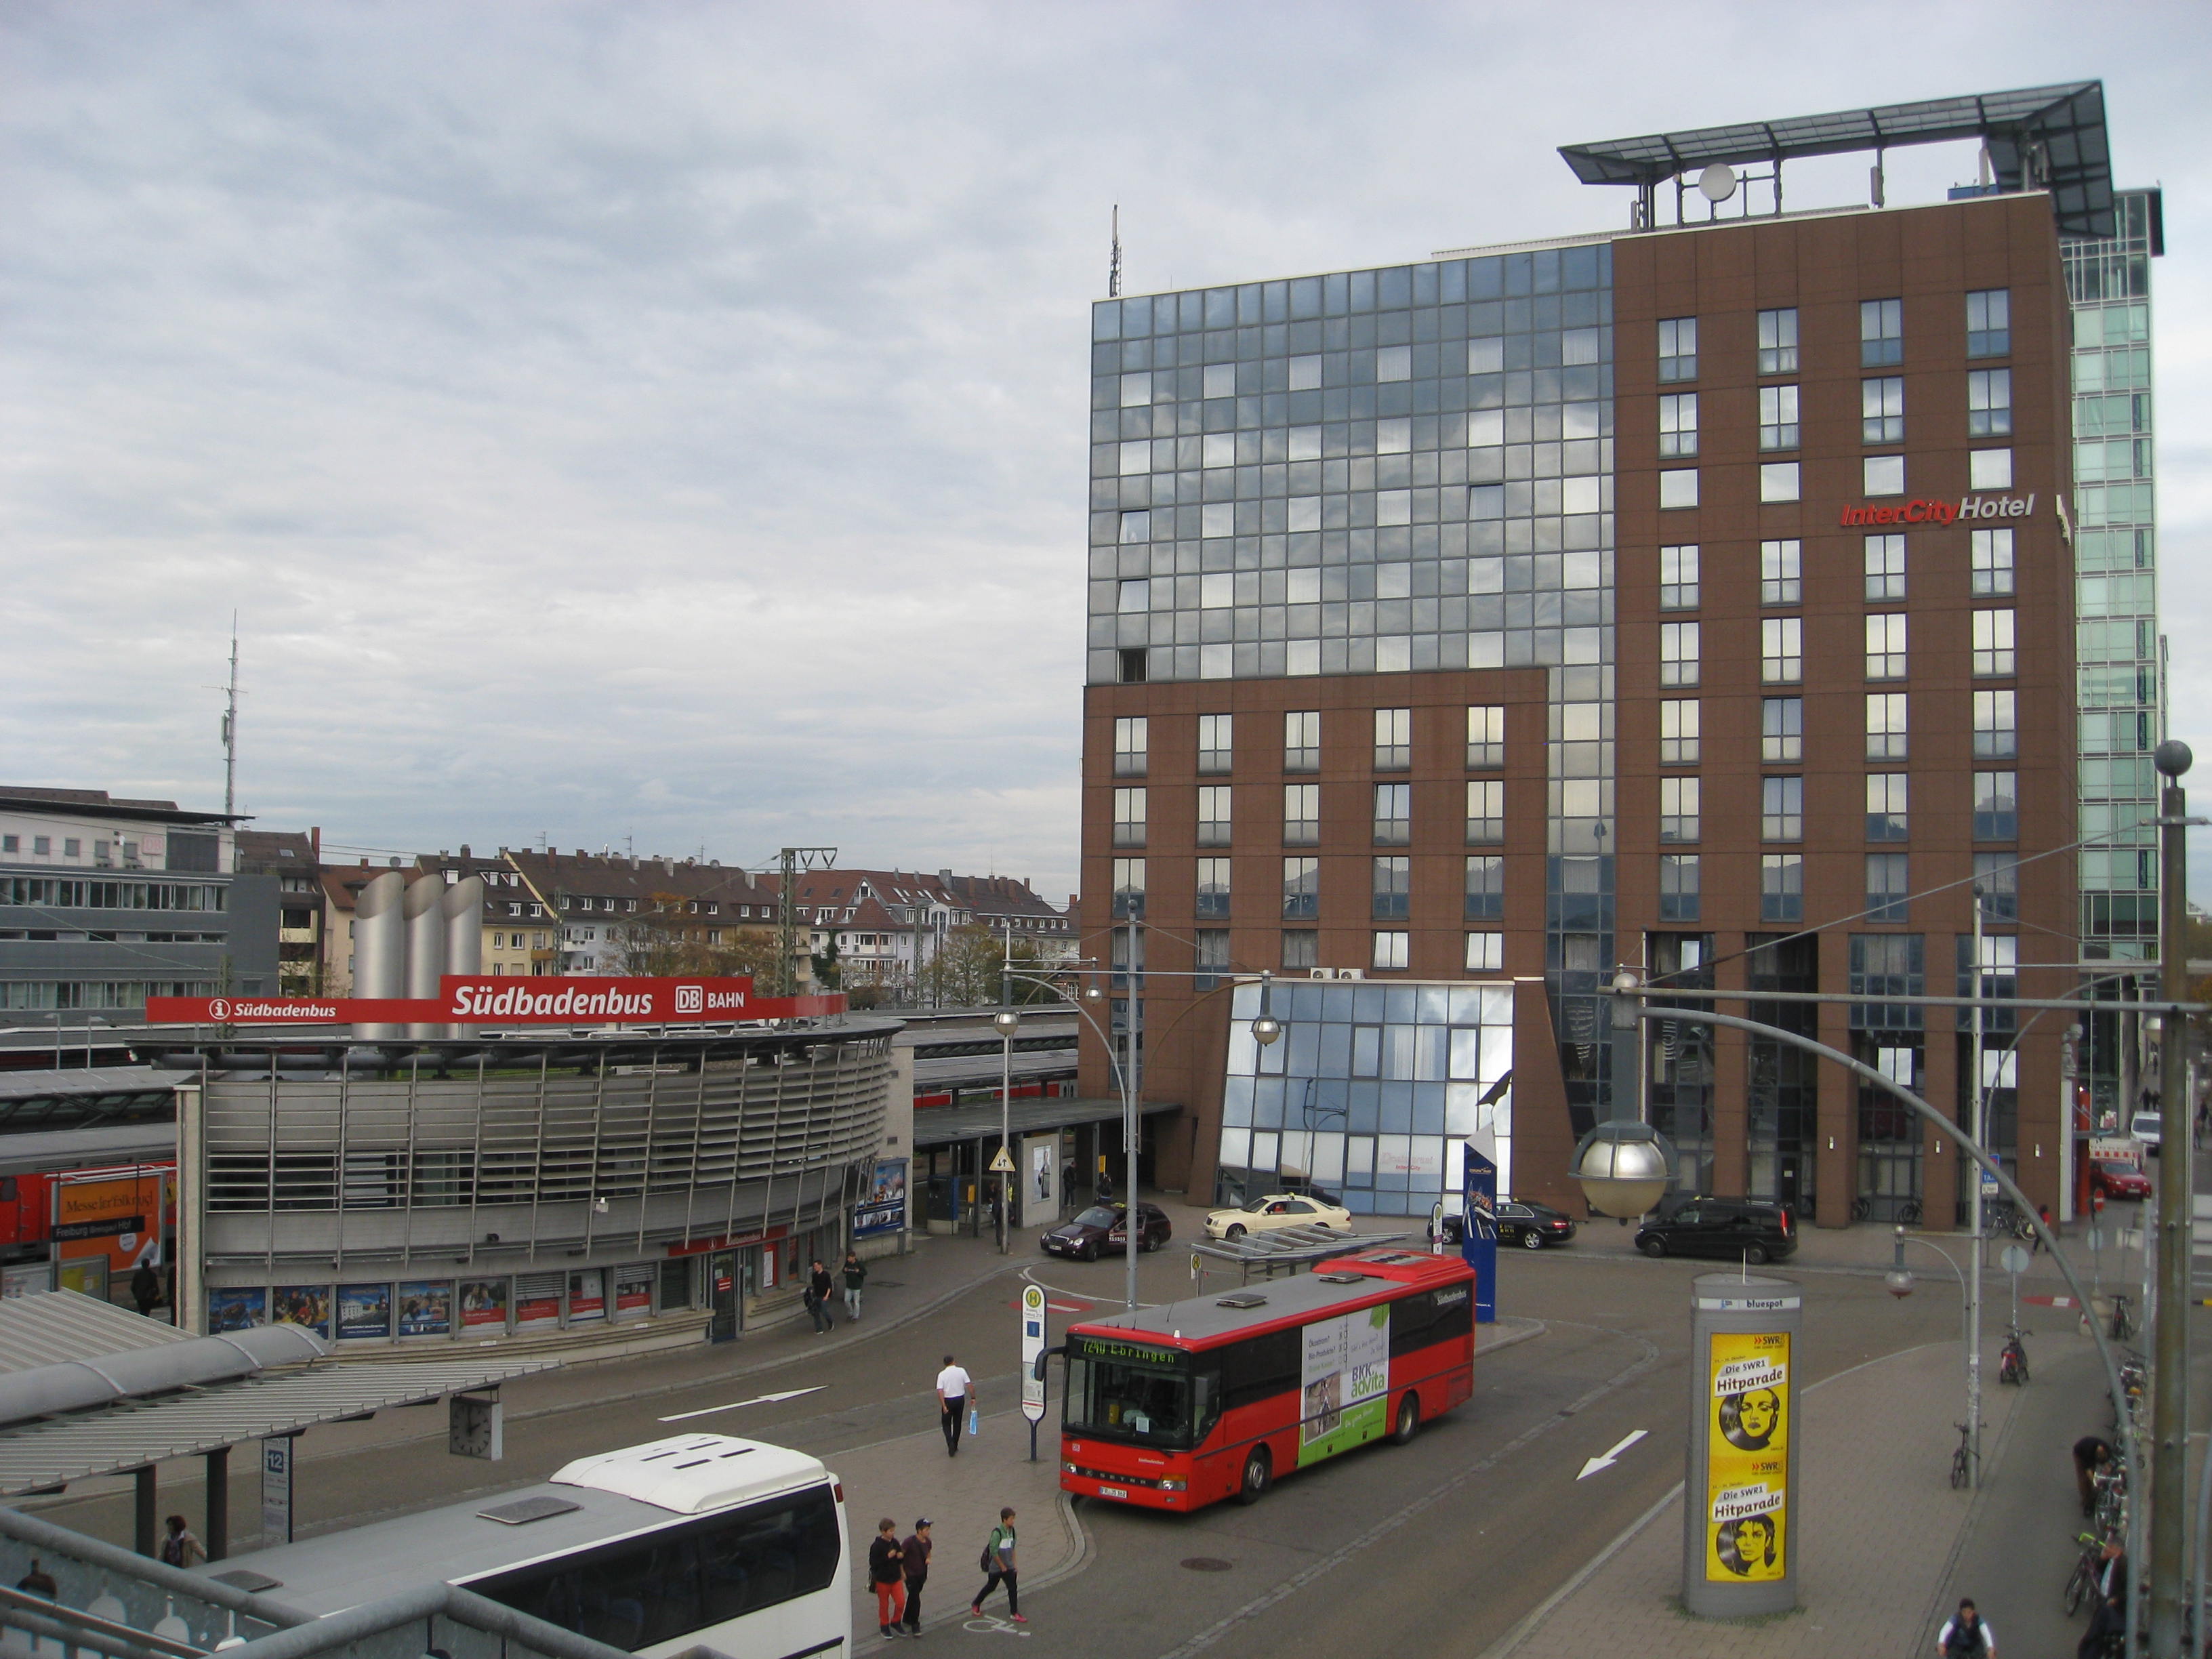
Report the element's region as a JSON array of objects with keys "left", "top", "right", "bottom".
[{"left": 1633, "top": 1196, "right": 1795, "bottom": 1264}]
